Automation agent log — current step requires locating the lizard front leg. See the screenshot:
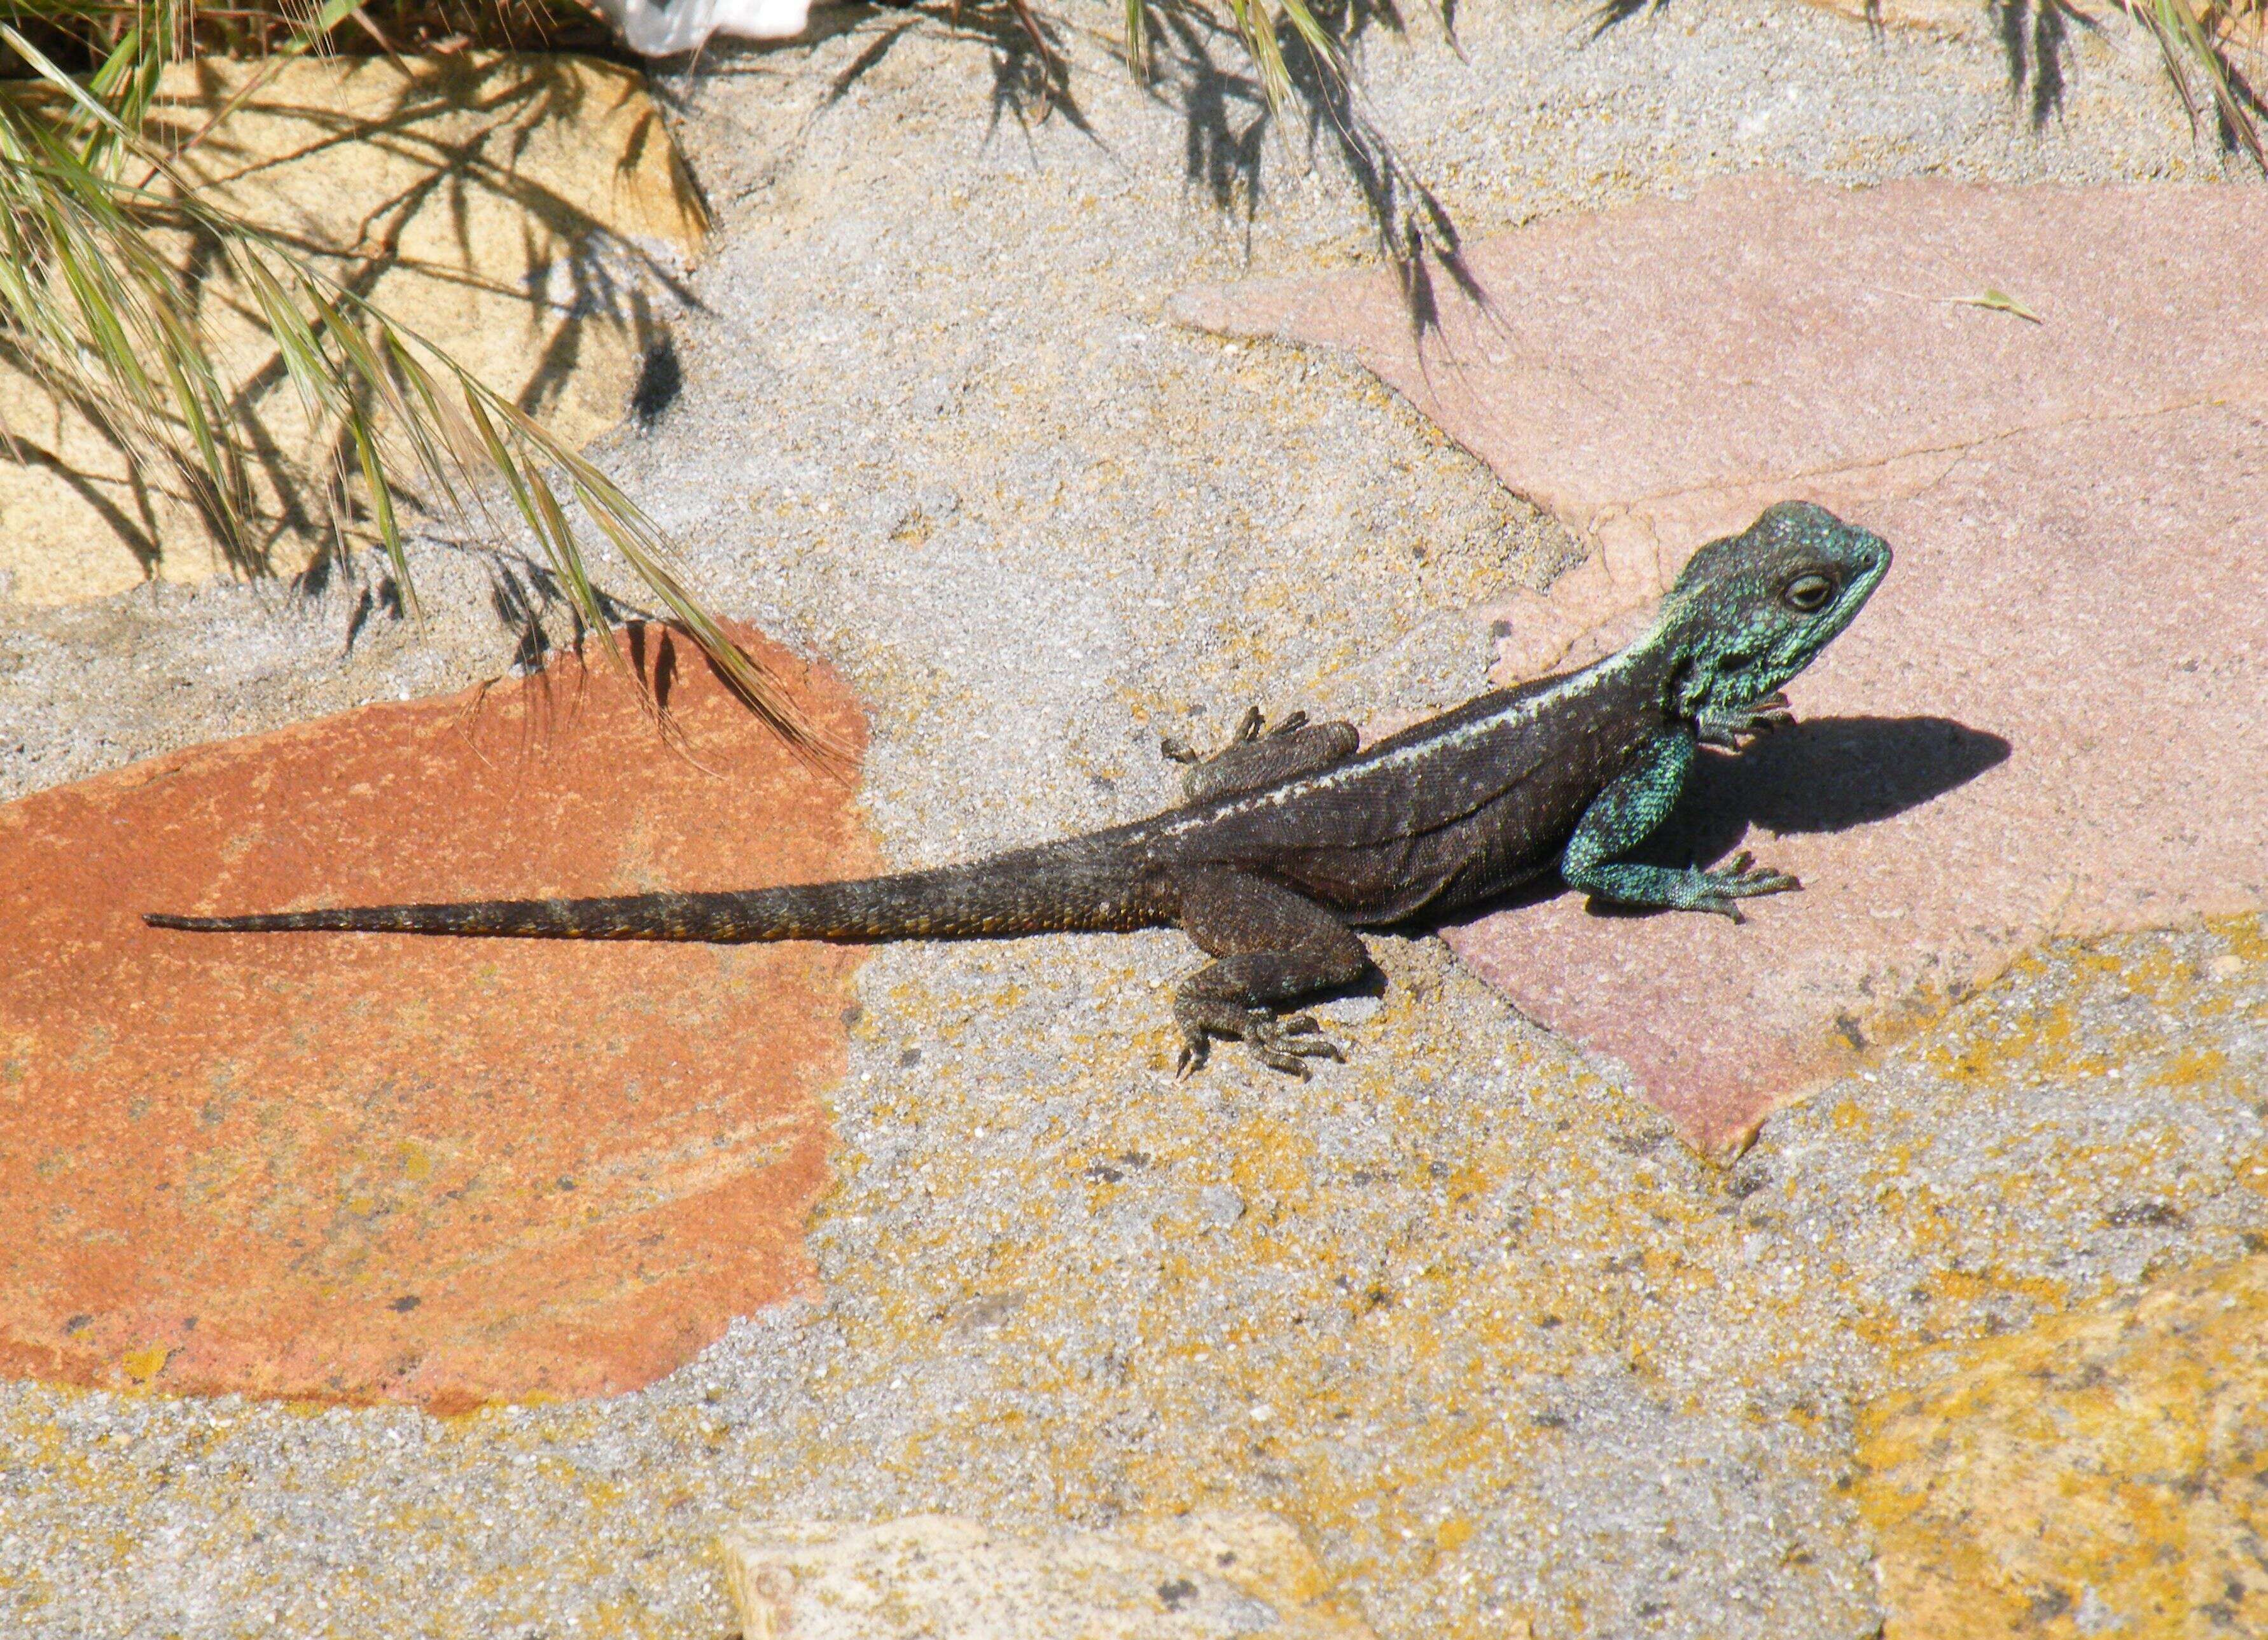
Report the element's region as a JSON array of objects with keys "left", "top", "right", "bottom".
[
  {"left": 1170, "top": 866, "right": 1371, "bottom": 1077},
  {"left": 1560, "top": 728, "right": 1798, "bottom": 921},
  {"left": 1162, "top": 705, "right": 1360, "bottom": 803}
]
